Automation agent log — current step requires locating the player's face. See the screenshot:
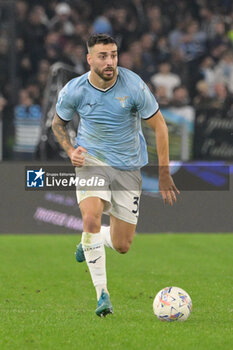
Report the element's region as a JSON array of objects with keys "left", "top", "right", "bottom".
[{"left": 87, "top": 43, "right": 118, "bottom": 81}]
